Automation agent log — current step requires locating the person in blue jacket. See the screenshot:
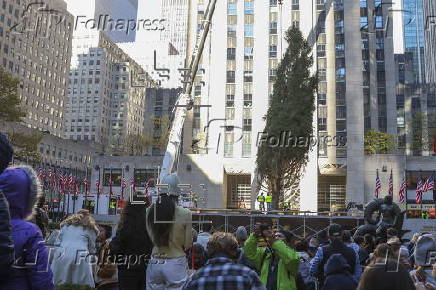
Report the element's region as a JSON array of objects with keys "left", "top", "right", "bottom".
[{"left": 0, "top": 164, "right": 54, "bottom": 290}]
